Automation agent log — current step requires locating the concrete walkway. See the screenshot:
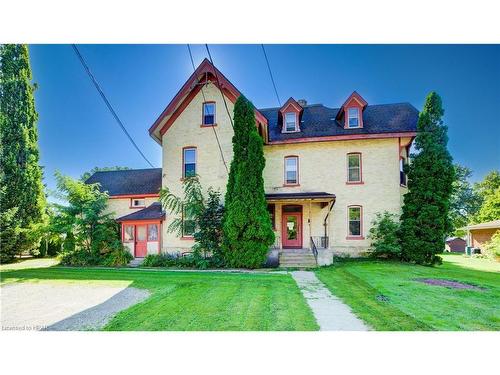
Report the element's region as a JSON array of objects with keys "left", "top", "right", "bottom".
[
  {"left": 291, "top": 271, "right": 369, "bottom": 331},
  {"left": 1, "top": 282, "right": 149, "bottom": 331}
]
